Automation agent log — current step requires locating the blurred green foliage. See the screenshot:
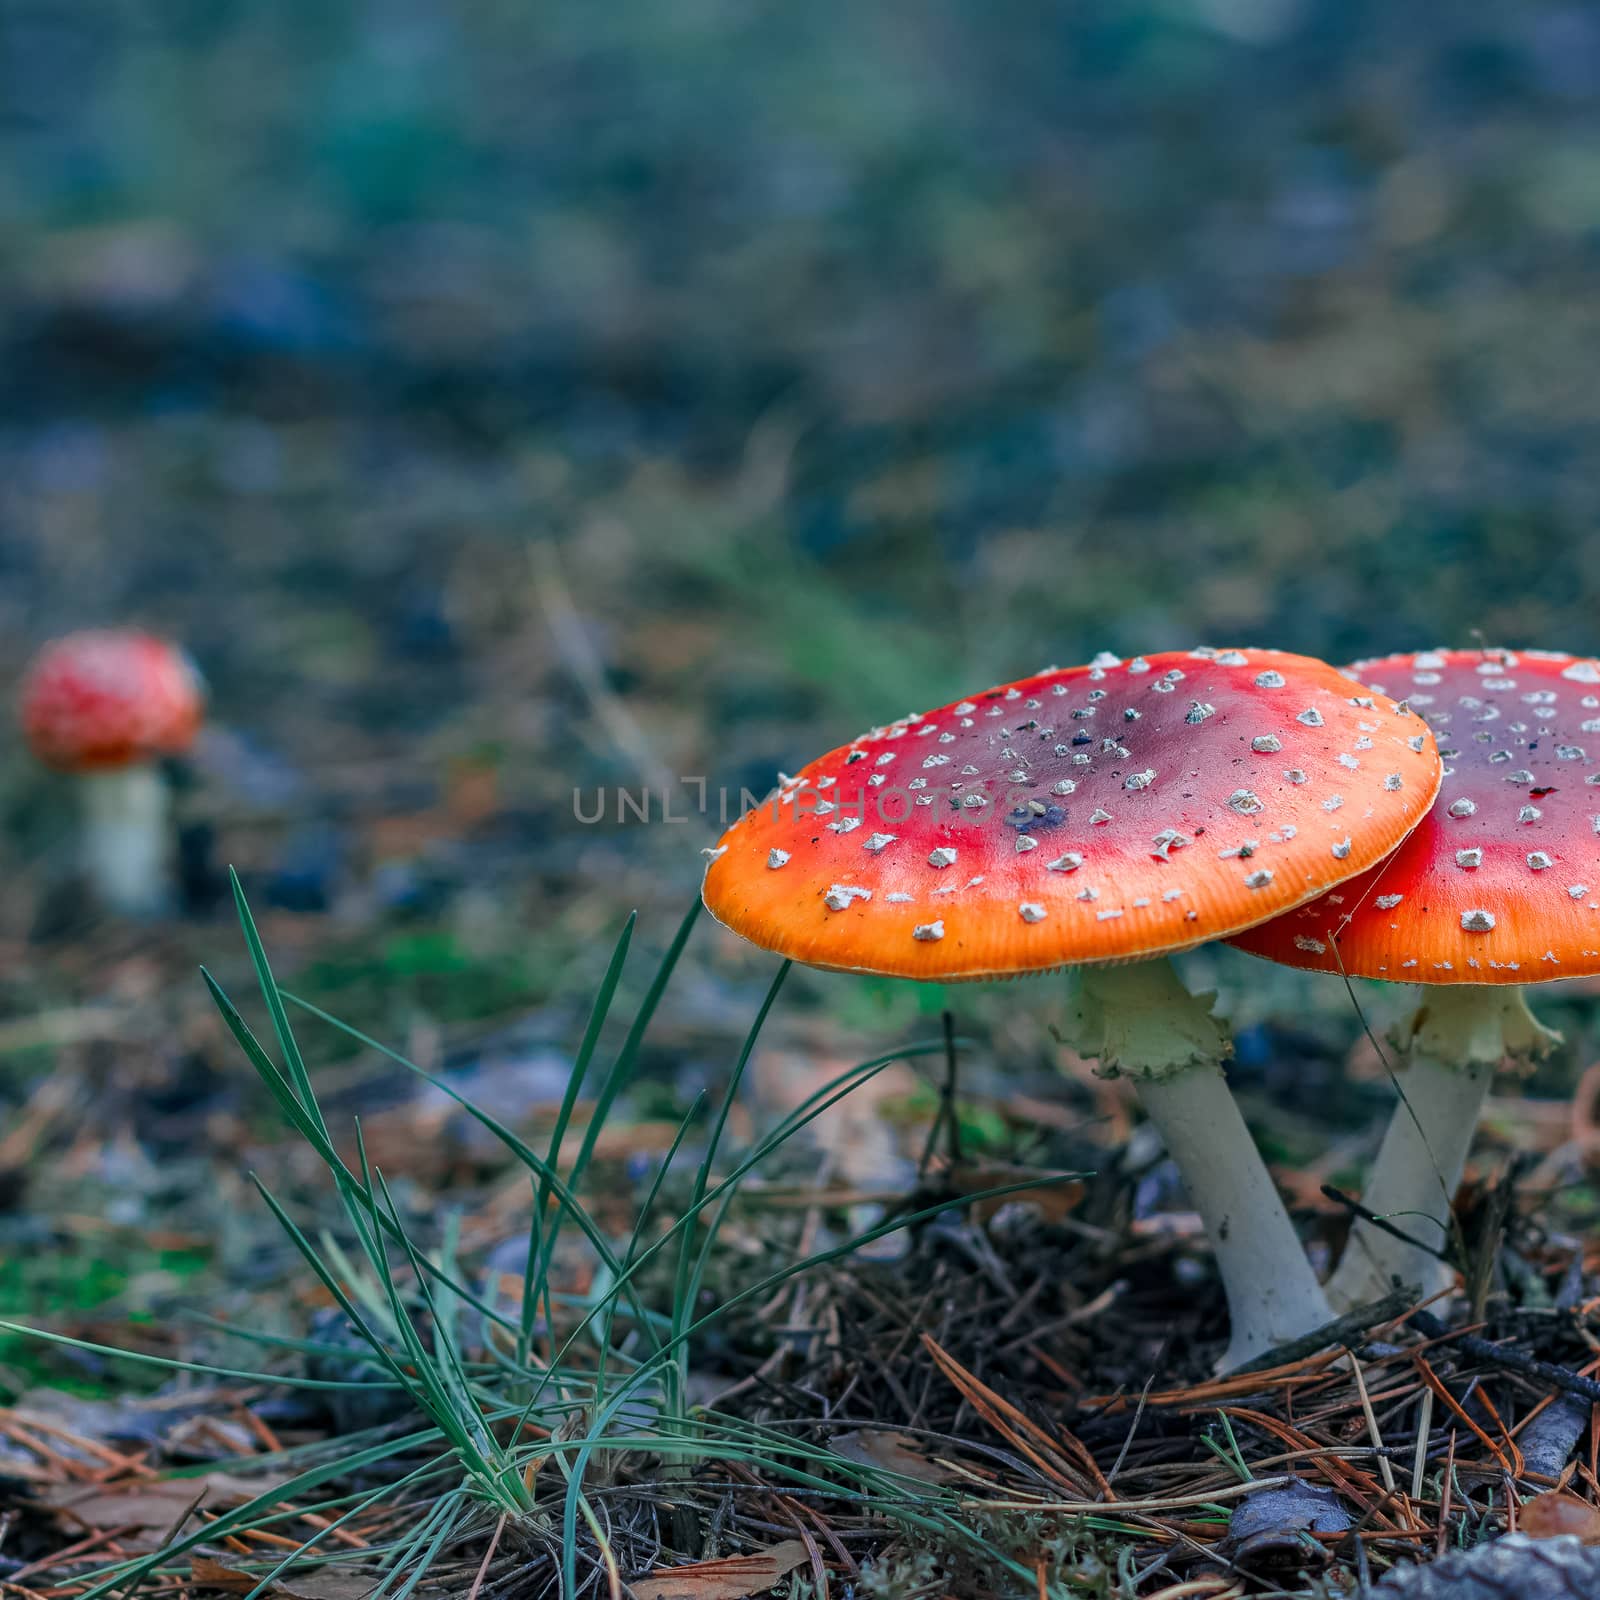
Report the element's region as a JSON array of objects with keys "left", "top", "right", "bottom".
[
  {"left": 4, "top": 0, "right": 1600, "bottom": 1047},
  {"left": 5, "top": 1, "right": 1599, "bottom": 702}
]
